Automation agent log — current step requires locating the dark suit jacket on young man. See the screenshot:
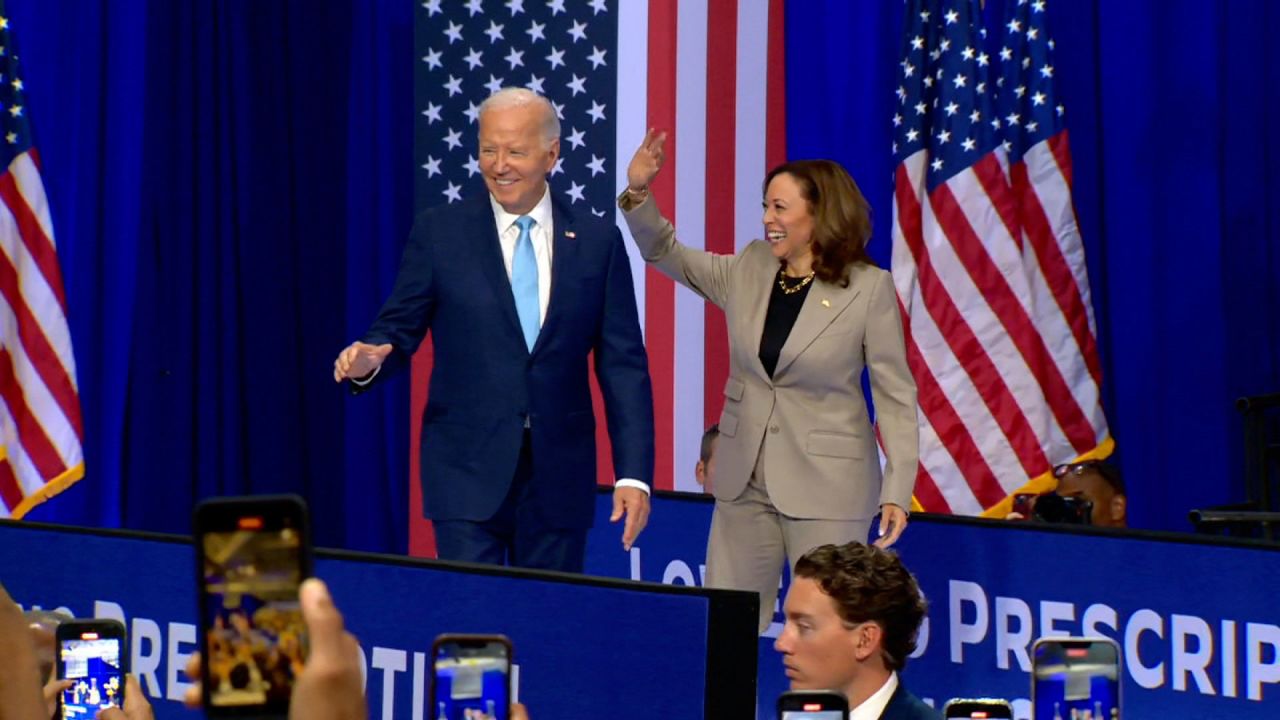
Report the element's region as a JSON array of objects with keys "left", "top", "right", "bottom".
[
  {"left": 356, "top": 191, "right": 654, "bottom": 543},
  {"left": 880, "top": 683, "right": 941, "bottom": 720}
]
